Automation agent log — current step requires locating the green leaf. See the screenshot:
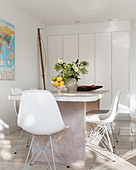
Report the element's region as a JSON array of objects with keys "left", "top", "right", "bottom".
[
  {"left": 80, "top": 68, "right": 88, "bottom": 74},
  {"left": 54, "top": 63, "right": 63, "bottom": 71},
  {"left": 75, "top": 59, "right": 79, "bottom": 64}
]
